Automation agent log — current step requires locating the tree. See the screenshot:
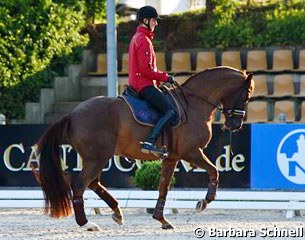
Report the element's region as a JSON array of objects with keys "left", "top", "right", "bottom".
[{"left": 0, "top": 0, "right": 89, "bottom": 119}]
